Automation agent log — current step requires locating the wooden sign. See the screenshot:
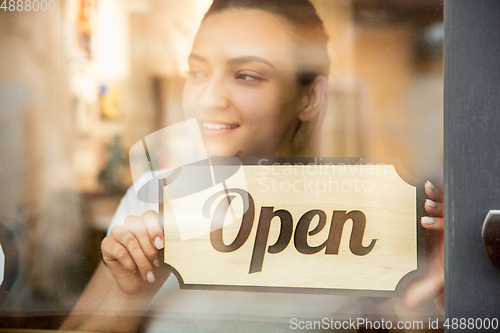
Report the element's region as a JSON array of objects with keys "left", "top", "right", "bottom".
[{"left": 161, "top": 158, "right": 419, "bottom": 294}]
